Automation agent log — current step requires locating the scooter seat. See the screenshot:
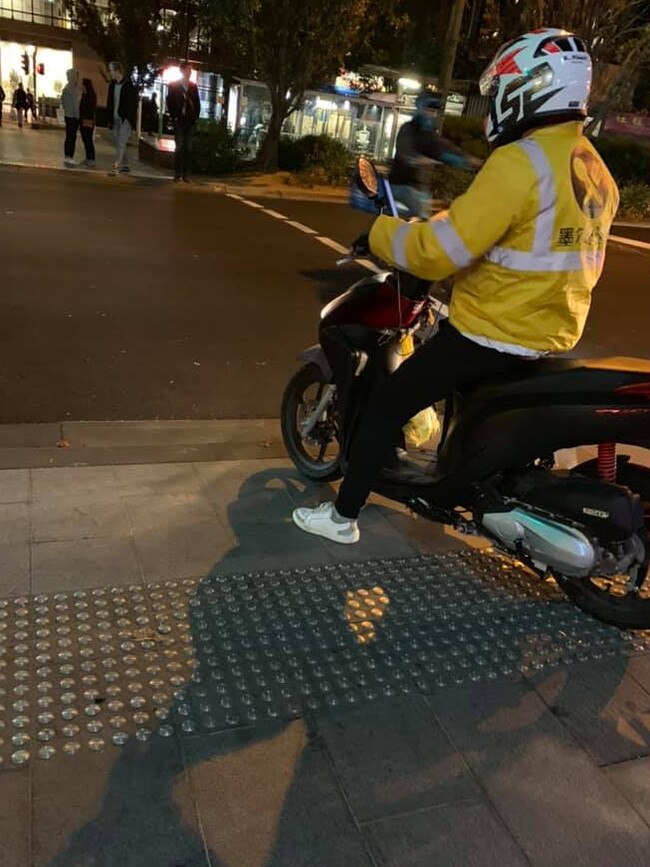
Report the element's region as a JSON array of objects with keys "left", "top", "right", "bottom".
[{"left": 461, "top": 356, "right": 650, "bottom": 402}]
